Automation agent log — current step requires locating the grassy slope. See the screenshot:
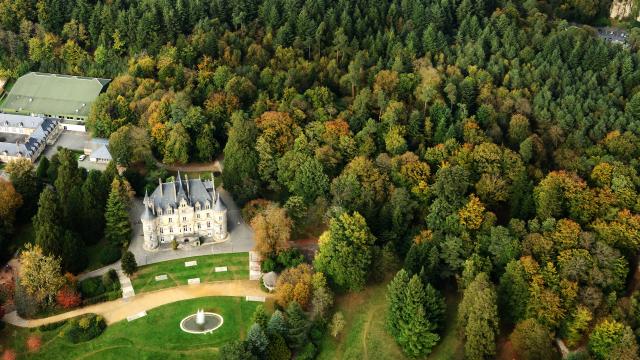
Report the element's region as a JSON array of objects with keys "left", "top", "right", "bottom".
[
  {"left": 317, "top": 283, "right": 463, "bottom": 360},
  {"left": 131, "top": 252, "right": 249, "bottom": 293},
  {"left": 0, "top": 296, "right": 264, "bottom": 360}
]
